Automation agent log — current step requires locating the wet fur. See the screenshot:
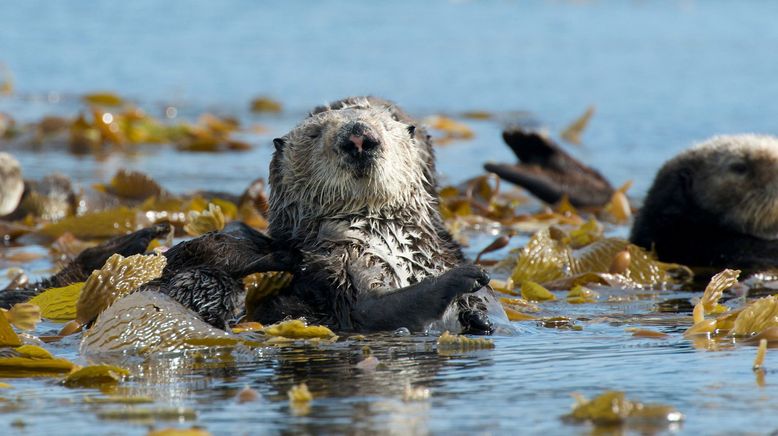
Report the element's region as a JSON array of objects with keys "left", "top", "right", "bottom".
[
  {"left": 631, "top": 134, "right": 778, "bottom": 271},
  {"left": 255, "top": 97, "right": 492, "bottom": 333}
]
